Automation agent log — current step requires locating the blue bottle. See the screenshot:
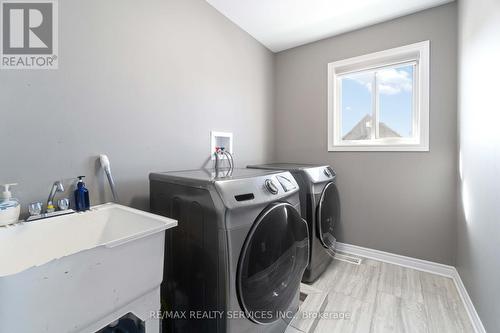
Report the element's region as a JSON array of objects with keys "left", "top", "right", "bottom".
[{"left": 74, "top": 176, "right": 90, "bottom": 212}]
